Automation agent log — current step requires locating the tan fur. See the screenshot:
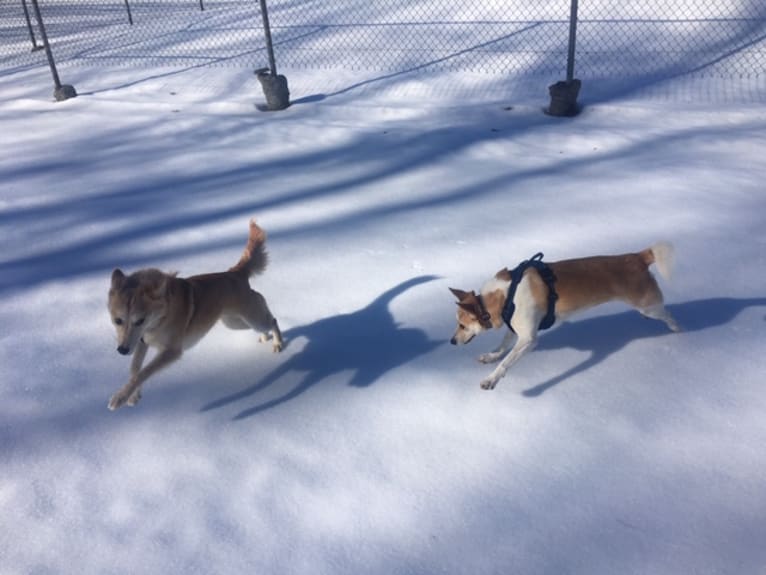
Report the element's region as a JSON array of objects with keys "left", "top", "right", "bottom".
[
  {"left": 539, "top": 250, "right": 665, "bottom": 316},
  {"left": 450, "top": 244, "right": 680, "bottom": 390},
  {"left": 107, "top": 219, "right": 283, "bottom": 410}
]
